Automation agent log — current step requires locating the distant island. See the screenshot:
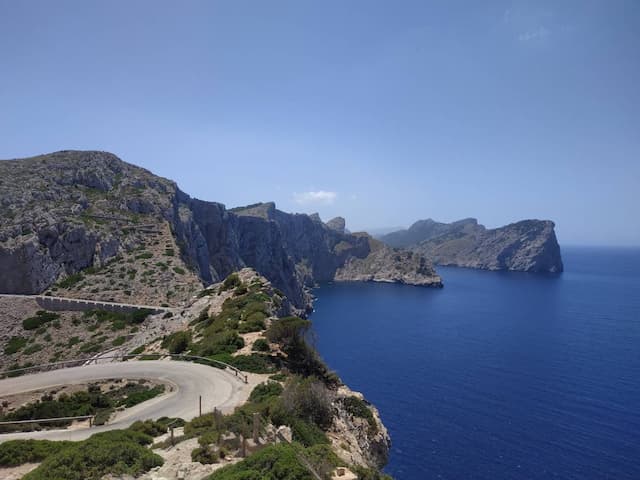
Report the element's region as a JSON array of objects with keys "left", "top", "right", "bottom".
[{"left": 379, "top": 218, "right": 563, "bottom": 273}]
